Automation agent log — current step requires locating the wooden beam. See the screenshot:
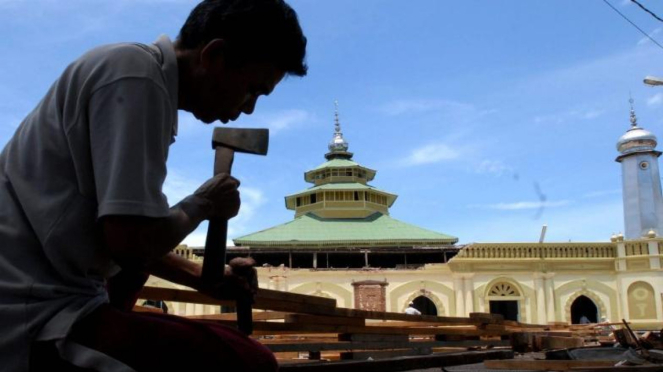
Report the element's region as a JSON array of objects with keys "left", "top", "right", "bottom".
[
  {"left": 278, "top": 350, "right": 514, "bottom": 372},
  {"left": 266, "top": 339, "right": 509, "bottom": 353},
  {"left": 139, "top": 287, "right": 515, "bottom": 325},
  {"left": 483, "top": 360, "right": 616, "bottom": 371},
  {"left": 138, "top": 286, "right": 337, "bottom": 312},
  {"left": 254, "top": 322, "right": 510, "bottom": 336},
  {"left": 532, "top": 335, "right": 584, "bottom": 351},
  {"left": 286, "top": 314, "right": 365, "bottom": 327},
  {"left": 187, "top": 311, "right": 291, "bottom": 321}
]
